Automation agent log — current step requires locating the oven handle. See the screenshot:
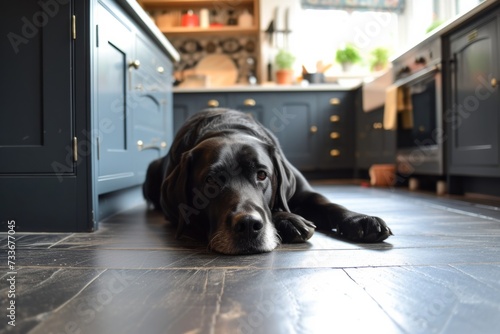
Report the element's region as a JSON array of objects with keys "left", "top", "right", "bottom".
[{"left": 393, "top": 64, "right": 441, "bottom": 88}]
